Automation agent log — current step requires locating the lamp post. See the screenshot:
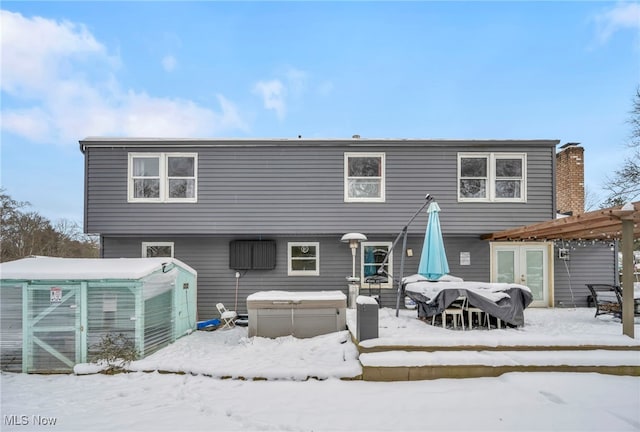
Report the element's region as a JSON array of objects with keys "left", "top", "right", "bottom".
[
  {"left": 341, "top": 232, "right": 368, "bottom": 281},
  {"left": 341, "top": 233, "right": 367, "bottom": 309}
]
